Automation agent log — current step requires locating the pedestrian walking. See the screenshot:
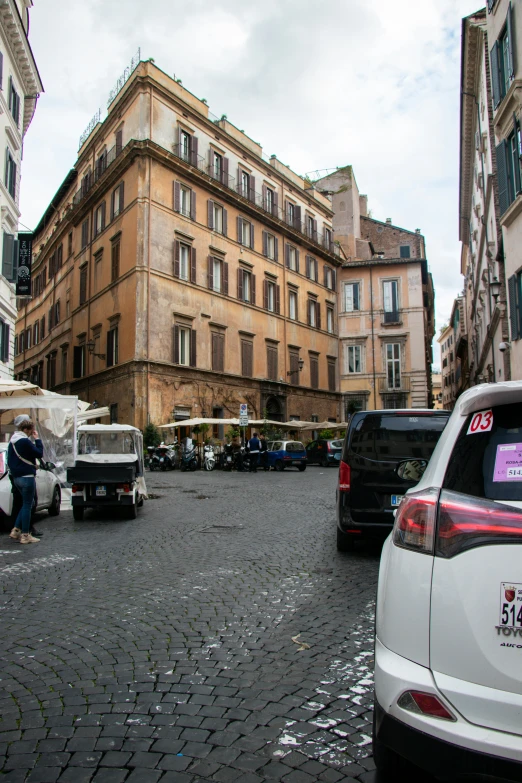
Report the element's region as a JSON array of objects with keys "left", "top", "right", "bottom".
[
  {"left": 248, "top": 432, "right": 261, "bottom": 473},
  {"left": 259, "top": 433, "right": 269, "bottom": 471},
  {"left": 8, "top": 417, "right": 44, "bottom": 544}
]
